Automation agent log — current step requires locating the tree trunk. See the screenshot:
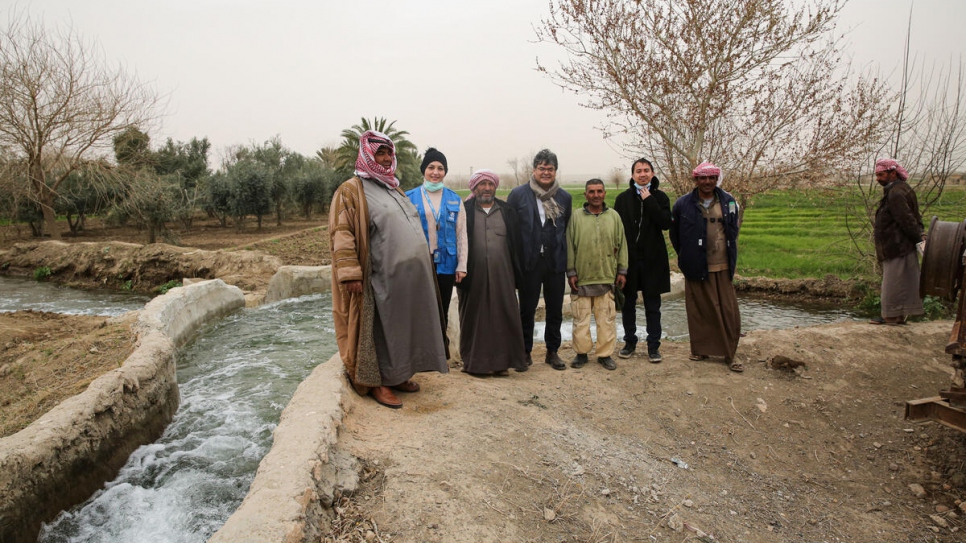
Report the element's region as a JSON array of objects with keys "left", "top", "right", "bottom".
[{"left": 39, "top": 193, "right": 60, "bottom": 240}]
